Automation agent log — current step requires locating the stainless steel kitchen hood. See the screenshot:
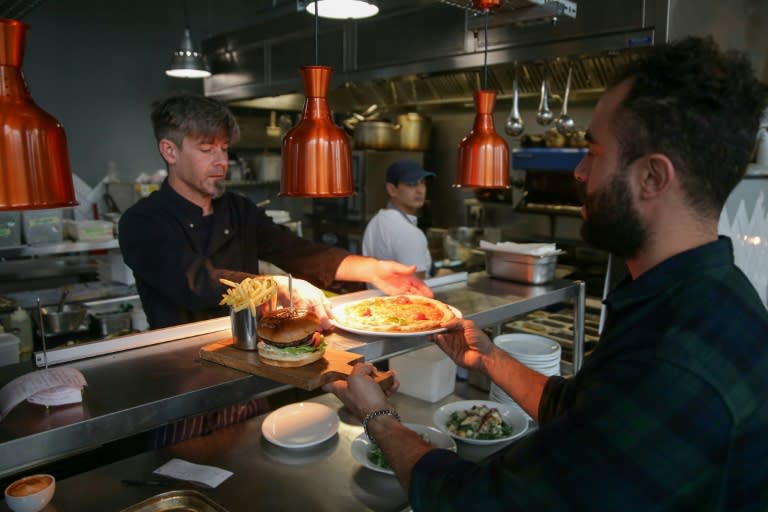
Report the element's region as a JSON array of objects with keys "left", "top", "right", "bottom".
[{"left": 203, "top": 0, "right": 766, "bottom": 114}]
